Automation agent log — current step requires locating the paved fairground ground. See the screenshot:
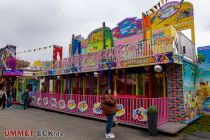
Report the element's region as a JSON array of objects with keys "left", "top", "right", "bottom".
[{"left": 0, "top": 105, "right": 208, "bottom": 140}]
